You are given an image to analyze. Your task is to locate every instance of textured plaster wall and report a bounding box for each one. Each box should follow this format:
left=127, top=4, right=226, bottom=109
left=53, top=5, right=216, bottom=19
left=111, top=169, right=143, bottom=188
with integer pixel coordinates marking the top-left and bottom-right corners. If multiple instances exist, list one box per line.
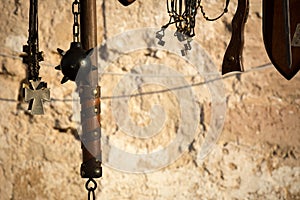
left=0, top=0, right=299, bottom=200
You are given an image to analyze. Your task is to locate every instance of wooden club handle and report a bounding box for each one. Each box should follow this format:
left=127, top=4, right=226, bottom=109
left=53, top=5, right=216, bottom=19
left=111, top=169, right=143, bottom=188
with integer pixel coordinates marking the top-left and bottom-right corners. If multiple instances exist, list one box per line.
left=222, top=0, right=249, bottom=75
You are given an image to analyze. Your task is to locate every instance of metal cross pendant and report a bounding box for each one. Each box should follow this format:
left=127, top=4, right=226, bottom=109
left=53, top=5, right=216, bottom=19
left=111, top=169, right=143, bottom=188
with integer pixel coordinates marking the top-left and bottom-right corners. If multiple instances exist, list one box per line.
left=24, top=80, right=50, bottom=115
left=22, top=0, right=50, bottom=114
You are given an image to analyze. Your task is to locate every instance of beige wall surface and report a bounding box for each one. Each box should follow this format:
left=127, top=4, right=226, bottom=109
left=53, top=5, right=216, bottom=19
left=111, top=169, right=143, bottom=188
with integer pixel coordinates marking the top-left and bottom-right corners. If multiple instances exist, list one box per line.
left=0, top=0, right=299, bottom=199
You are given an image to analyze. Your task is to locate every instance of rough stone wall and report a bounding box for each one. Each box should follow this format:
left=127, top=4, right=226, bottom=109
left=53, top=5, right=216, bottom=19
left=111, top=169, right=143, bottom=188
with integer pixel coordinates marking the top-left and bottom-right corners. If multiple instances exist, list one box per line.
left=0, top=0, right=299, bottom=200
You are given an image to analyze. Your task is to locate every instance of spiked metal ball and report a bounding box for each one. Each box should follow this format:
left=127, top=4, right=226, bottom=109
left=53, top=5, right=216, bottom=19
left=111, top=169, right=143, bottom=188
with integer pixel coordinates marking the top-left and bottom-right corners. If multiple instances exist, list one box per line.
left=56, top=42, right=93, bottom=84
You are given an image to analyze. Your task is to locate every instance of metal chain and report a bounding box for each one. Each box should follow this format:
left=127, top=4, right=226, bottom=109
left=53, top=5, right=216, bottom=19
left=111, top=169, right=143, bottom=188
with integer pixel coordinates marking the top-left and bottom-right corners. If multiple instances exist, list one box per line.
left=32, top=0, right=40, bottom=80
left=164, top=0, right=200, bottom=37
left=24, top=0, right=43, bottom=81
left=163, top=0, right=230, bottom=37
left=199, top=0, right=230, bottom=21
left=72, top=0, right=81, bottom=42
left=85, top=178, right=97, bottom=200
left=35, top=10, right=41, bottom=80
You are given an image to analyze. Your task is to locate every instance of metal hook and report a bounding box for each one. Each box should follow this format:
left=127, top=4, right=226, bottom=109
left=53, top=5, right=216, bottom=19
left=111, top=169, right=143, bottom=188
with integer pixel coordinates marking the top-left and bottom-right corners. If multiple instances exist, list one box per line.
left=85, top=178, right=97, bottom=200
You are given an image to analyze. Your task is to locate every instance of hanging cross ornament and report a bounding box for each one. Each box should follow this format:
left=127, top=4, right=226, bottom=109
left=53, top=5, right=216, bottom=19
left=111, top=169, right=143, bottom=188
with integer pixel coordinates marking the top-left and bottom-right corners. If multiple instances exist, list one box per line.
left=23, top=80, right=50, bottom=115
left=157, top=0, right=230, bottom=56
left=56, top=0, right=94, bottom=84
left=22, top=0, right=50, bottom=115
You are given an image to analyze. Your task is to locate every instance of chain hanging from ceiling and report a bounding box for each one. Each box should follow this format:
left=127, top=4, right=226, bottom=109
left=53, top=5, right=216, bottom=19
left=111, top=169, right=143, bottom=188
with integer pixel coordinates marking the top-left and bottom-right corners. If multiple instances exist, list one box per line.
left=55, top=0, right=94, bottom=84
left=157, top=0, right=230, bottom=55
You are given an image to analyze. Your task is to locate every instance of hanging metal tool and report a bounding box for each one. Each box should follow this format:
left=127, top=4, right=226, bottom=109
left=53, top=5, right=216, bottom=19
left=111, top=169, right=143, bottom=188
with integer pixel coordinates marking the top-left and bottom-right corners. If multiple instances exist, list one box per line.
left=56, top=0, right=94, bottom=84
left=160, top=0, right=230, bottom=36
left=158, top=0, right=230, bottom=56
left=22, top=0, right=50, bottom=115
left=79, top=0, right=102, bottom=199
left=263, top=0, right=300, bottom=80
left=222, top=0, right=249, bottom=75
left=55, top=1, right=101, bottom=199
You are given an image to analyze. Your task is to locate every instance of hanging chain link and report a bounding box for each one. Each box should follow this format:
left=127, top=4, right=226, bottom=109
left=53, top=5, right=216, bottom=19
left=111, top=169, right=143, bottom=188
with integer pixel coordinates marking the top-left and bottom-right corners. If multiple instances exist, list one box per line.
left=72, top=0, right=81, bottom=42
left=163, top=0, right=199, bottom=37
left=85, top=178, right=97, bottom=200
left=199, top=0, right=230, bottom=21
left=31, top=0, right=40, bottom=80
left=22, top=0, right=50, bottom=115
left=162, top=0, right=230, bottom=37
left=23, top=0, right=44, bottom=81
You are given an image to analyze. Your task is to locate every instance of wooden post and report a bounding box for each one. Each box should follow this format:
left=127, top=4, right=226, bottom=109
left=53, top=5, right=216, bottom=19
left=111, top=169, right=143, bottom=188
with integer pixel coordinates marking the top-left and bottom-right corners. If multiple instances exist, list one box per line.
left=80, top=0, right=97, bottom=51
left=79, top=0, right=102, bottom=179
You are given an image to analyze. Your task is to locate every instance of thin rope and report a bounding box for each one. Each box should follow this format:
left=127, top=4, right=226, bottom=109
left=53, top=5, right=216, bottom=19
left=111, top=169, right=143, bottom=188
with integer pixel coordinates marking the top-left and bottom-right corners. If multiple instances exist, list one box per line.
left=0, top=47, right=279, bottom=103
left=0, top=50, right=273, bottom=78
left=0, top=54, right=275, bottom=103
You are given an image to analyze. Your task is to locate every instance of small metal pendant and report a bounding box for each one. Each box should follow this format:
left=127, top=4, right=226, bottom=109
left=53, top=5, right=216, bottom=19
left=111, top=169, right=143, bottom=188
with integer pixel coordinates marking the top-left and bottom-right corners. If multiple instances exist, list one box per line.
left=56, top=42, right=93, bottom=84
left=23, top=79, right=50, bottom=115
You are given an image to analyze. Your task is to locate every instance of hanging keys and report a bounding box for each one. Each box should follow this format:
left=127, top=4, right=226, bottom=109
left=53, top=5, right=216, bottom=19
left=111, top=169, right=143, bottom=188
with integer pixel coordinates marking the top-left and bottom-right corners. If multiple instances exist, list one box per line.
left=56, top=0, right=94, bottom=84
left=22, top=0, right=50, bottom=115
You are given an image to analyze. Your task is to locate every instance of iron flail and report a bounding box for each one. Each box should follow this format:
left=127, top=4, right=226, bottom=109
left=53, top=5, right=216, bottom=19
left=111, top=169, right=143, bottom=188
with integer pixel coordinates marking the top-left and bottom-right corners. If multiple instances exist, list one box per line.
left=55, top=0, right=104, bottom=199
left=56, top=42, right=94, bottom=84
left=22, top=0, right=50, bottom=115
left=75, top=1, right=137, bottom=198
left=56, top=0, right=94, bottom=84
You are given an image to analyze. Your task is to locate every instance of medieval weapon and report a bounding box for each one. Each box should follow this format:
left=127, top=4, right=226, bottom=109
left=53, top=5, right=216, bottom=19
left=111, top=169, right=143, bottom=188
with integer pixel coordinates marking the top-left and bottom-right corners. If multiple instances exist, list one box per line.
left=79, top=1, right=102, bottom=200
left=56, top=0, right=101, bottom=199
left=263, top=0, right=300, bottom=80
left=54, top=0, right=137, bottom=199
left=222, top=0, right=249, bottom=75
left=55, top=0, right=94, bottom=84
left=22, top=0, right=50, bottom=115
